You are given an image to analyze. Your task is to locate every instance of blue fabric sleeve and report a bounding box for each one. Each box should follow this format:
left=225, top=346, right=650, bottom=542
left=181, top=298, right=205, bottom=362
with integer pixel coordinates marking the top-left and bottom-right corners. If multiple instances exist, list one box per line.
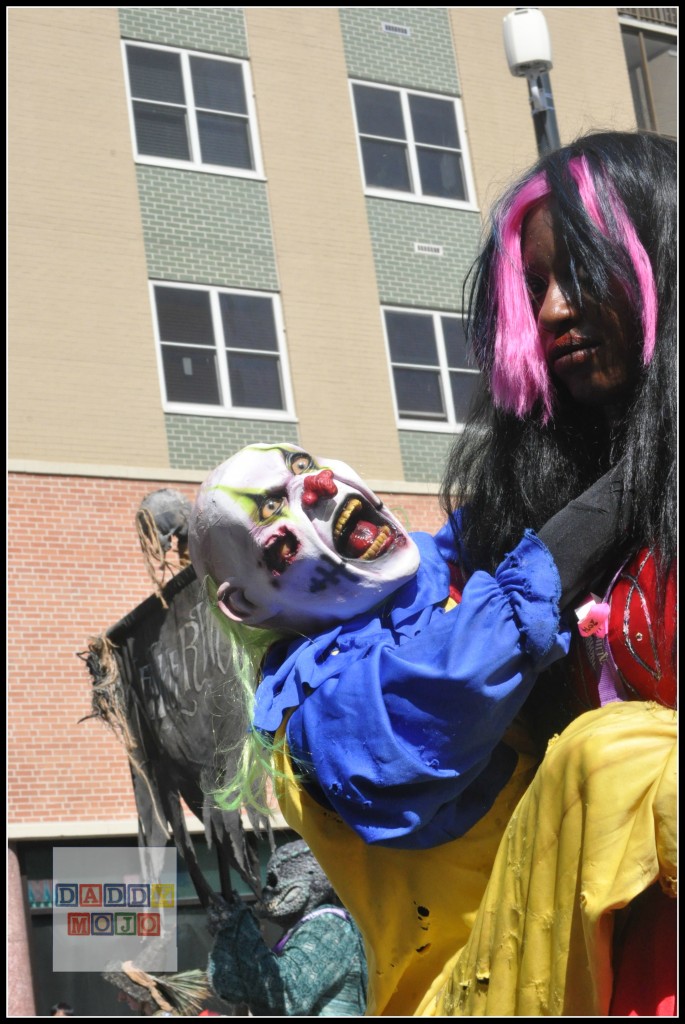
left=285, top=530, right=570, bottom=848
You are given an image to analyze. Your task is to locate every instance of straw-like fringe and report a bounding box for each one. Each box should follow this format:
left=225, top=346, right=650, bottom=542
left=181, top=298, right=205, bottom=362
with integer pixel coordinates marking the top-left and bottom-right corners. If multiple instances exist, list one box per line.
left=122, top=963, right=210, bottom=1016
left=85, top=634, right=169, bottom=839
left=135, top=506, right=191, bottom=608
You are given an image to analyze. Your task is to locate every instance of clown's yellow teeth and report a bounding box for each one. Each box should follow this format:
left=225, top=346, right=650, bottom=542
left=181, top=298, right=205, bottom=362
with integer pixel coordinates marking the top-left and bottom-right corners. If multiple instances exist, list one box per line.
left=360, top=525, right=391, bottom=560
left=333, top=497, right=362, bottom=540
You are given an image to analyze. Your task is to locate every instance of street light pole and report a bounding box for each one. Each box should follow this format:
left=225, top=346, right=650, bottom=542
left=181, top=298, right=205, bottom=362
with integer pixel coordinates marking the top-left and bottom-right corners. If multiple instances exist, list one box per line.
left=526, top=70, right=561, bottom=156
left=503, top=8, right=561, bottom=157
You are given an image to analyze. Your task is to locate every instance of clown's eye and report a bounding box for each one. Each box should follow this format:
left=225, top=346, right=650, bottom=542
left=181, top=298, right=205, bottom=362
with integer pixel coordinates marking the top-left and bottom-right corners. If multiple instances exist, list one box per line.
left=259, top=496, right=286, bottom=520
left=289, top=453, right=314, bottom=475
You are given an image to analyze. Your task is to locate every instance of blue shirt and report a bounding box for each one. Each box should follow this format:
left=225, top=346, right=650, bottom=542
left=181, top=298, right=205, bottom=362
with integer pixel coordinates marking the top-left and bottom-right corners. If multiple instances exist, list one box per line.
left=253, top=522, right=570, bottom=849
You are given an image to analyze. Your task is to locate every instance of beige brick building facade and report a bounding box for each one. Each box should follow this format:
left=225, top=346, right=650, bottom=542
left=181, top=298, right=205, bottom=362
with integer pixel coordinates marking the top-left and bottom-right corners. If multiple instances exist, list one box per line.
left=8, top=6, right=675, bottom=1015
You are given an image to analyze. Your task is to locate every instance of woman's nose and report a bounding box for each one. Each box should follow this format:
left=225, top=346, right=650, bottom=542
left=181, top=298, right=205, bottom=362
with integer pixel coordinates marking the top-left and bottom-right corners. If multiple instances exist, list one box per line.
left=537, top=277, right=577, bottom=333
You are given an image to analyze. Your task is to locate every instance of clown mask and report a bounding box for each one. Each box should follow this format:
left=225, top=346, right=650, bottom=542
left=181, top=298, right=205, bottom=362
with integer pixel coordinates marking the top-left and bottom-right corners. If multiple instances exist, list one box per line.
left=189, top=443, right=420, bottom=633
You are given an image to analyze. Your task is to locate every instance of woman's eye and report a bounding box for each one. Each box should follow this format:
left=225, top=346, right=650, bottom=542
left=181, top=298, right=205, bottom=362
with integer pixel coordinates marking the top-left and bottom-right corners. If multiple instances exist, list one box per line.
left=260, top=496, right=286, bottom=520
left=290, top=454, right=314, bottom=475
left=576, top=263, right=596, bottom=295
left=525, top=274, right=547, bottom=303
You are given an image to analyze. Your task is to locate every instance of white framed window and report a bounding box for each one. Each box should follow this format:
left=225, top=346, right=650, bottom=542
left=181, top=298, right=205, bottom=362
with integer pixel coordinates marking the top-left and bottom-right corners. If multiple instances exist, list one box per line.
left=122, top=41, right=264, bottom=176
left=618, top=16, right=677, bottom=138
left=350, top=81, right=476, bottom=209
left=150, top=281, right=295, bottom=419
left=383, top=307, right=480, bottom=430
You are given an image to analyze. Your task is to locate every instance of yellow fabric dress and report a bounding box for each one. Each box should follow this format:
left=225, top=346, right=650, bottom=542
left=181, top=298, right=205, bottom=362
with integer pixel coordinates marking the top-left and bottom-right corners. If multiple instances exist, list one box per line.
left=276, top=701, right=676, bottom=1017
left=420, top=701, right=677, bottom=1016
left=274, top=722, right=539, bottom=1017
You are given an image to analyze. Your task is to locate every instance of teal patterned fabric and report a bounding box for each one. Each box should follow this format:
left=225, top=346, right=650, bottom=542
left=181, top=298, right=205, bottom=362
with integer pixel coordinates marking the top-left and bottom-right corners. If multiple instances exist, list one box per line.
left=209, top=901, right=367, bottom=1016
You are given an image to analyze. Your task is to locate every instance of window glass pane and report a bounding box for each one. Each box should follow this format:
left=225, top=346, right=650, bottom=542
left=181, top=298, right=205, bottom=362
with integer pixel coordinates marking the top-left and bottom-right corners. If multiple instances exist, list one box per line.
left=133, top=102, right=190, bottom=160
left=393, top=368, right=445, bottom=419
left=190, top=56, right=248, bottom=114
left=621, top=28, right=677, bottom=137
left=417, top=148, right=466, bottom=200
left=197, top=112, right=253, bottom=169
left=450, top=371, right=479, bottom=423
left=155, top=287, right=214, bottom=345
left=227, top=353, right=284, bottom=409
left=385, top=312, right=438, bottom=365
left=220, top=295, right=278, bottom=351
left=644, top=32, right=677, bottom=137
left=162, top=345, right=220, bottom=405
left=127, top=46, right=185, bottom=105
left=361, top=139, right=411, bottom=192
left=442, top=317, right=472, bottom=369
left=621, top=29, right=649, bottom=130
left=409, top=94, right=459, bottom=148
left=353, top=84, right=406, bottom=139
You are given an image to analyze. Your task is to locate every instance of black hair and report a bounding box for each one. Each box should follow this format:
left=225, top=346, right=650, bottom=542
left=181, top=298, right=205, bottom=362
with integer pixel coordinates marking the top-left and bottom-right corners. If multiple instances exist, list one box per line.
left=50, top=1003, right=75, bottom=1016
left=441, top=131, right=676, bottom=591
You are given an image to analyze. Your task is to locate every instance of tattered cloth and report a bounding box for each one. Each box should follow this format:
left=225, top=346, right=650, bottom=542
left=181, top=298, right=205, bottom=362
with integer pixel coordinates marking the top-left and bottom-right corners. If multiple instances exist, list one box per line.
left=82, top=565, right=265, bottom=900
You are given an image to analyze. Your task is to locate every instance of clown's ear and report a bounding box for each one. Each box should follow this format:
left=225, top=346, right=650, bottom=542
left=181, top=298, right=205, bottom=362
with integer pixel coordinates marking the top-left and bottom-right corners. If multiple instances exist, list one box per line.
left=216, top=581, right=257, bottom=623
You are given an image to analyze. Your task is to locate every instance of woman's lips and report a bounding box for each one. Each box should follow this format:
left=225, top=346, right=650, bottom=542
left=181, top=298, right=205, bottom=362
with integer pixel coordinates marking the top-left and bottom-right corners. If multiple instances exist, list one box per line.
left=547, top=335, right=599, bottom=373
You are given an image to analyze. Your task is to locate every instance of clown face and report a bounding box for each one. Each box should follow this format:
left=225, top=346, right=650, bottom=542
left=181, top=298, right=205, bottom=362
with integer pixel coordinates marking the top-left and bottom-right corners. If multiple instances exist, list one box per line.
left=189, top=443, right=420, bottom=633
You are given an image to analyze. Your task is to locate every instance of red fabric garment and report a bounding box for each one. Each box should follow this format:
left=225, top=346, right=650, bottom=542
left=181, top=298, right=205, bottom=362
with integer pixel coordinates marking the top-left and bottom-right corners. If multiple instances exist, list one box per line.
left=607, top=549, right=677, bottom=707
left=447, top=561, right=465, bottom=604
left=609, top=885, right=677, bottom=1016
left=566, top=549, right=677, bottom=713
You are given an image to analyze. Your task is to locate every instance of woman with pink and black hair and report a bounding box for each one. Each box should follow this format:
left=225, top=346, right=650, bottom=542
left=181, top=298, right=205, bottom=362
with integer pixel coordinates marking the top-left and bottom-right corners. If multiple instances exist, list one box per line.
left=436, top=131, right=676, bottom=1015
left=442, top=130, right=674, bottom=624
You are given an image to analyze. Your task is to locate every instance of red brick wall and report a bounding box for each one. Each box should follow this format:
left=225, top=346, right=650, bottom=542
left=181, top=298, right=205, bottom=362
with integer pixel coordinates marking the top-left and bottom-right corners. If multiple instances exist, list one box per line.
left=8, top=472, right=445, bottom=827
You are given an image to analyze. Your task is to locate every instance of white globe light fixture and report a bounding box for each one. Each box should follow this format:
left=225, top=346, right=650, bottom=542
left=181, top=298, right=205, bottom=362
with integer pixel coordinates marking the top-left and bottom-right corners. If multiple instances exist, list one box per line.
left=503, top=7, right=561, bottom=155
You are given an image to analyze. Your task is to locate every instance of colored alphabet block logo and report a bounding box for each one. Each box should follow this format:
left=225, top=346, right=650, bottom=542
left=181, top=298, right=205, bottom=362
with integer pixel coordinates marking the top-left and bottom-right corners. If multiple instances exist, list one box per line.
left=79, top=883, right=102, bottom=907
left=55, top=884, right=79, bottom=907
left=115, top=912, right=137, bottom=936
left=91, top=913, right=114, bottom=936
left=67, top=913, right=91, bottom=936
left=104, top=884, right=127, bottom=907
left=53, top=847, right=177, bottom=973
left=151, top=883, right=175, bottom=908
left=138, top=913, right=161, bottom=937
left=127, top=883, right=150, bottom=907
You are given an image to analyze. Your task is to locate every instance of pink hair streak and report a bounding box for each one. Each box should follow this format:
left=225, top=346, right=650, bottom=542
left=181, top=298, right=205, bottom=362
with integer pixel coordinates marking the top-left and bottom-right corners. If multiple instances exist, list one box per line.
left=491, top=156, right=657, bottom=420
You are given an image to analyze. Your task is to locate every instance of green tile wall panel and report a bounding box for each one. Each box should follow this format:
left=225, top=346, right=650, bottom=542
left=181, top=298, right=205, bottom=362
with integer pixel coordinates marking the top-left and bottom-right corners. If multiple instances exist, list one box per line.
left=136, top=166, right=278, bottom=290
left=119, top=7, right=248, bottom=57
left=339, top=7, right=460, bottom=95
left=166, top=415, right=300, bottom=471
left=399, top=429, right=455, bottom=484
left=367, top=198, right=481, bottom=311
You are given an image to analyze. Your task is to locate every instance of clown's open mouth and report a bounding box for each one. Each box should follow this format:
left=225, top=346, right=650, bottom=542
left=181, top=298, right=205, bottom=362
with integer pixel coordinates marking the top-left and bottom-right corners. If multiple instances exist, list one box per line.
left=262, top=497, right=398, bottom=576
left=264, top=528, right=300, bottom=576
left=333, top=496, right=395, bottom=560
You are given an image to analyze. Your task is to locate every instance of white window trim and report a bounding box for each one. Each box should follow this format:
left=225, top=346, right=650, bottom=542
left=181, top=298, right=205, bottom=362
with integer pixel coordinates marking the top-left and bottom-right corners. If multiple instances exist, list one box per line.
left=149, top=280, right=297, bottom=421
left=617, top=16, right=677, bottom=37
left=121, top=40, right=266, bottom=180
left=350, top=80, right=478, bottom=212
left=382, top=305, right=479, bottom=432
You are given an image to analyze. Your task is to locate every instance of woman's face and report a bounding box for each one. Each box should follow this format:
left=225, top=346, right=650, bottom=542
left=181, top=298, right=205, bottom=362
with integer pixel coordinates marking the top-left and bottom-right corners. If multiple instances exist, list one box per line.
left=522, top=199, right=642, bottom=410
